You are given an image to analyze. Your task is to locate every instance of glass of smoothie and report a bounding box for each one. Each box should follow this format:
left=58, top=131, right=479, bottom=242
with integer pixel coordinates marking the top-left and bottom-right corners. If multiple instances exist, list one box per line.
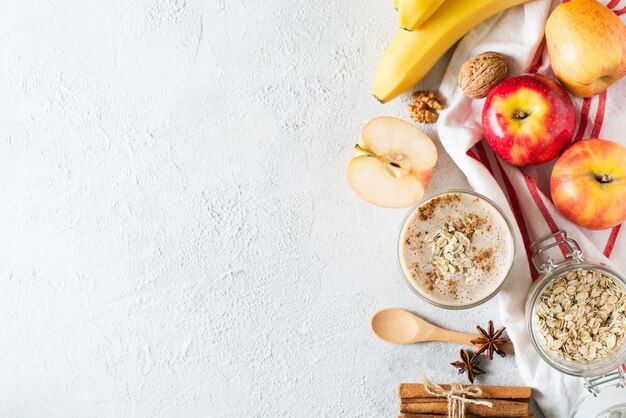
left=397, top=190, right=515, bottom=309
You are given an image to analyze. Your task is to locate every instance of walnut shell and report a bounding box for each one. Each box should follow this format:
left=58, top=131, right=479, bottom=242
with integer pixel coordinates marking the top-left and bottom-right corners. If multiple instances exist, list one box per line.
left=458, top=52, right=508, bottom=99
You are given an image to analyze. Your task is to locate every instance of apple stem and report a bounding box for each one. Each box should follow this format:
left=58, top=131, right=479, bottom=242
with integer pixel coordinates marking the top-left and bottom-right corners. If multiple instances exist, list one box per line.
left=597, top=173, right=613, bottom=184
left=355, top=144, right=375, bottom=157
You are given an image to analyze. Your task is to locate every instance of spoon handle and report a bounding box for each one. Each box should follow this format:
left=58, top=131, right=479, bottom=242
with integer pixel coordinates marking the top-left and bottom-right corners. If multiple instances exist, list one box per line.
left=427, top=329, right=515, bottom=354
left=500, top=342, right=515, bottom=355
left=427, top=328, right=477, bottom=346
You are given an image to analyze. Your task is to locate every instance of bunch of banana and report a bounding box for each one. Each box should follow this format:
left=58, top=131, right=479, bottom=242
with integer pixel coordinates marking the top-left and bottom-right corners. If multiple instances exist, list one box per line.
left=398, top=0, right=446, bottom=31
left=376, top=0, right=533, bottom=103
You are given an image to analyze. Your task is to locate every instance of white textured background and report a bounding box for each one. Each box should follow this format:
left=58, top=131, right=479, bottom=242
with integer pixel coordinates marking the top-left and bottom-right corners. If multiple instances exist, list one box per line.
left=0, top=1, right=542, bottom=417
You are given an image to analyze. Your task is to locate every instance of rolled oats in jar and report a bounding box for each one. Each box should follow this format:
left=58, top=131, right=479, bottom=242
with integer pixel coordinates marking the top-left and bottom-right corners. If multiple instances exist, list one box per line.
left=526, top=230, right=626, bottom=378
left=534, top=269, right=626, bottom=363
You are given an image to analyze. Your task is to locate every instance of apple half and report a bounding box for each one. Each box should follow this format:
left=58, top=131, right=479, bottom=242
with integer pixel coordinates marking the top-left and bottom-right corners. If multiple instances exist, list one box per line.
left=346, top=117, right=437, bottom=208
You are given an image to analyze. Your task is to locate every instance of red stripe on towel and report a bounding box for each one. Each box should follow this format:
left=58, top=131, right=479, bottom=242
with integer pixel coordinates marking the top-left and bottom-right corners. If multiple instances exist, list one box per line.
left=466, top=148, right=480, bottom=162
left=604, top=225, right=622, bottom=258
left=528, top=44, right=544, bottom=73
left=607, top=0, right=621, bottom=9
left=494, top=160, right=538, bottom=279
left=573, top=98, right=592, bottom=142
left=475, top=141, right=495, bottom=176
left=523, top=173, right=558, bottom=233
left=590, top=91, right=607, bottom=138
left=615, top=5, right=626, bottom=15
left=522, top=172, right=569, bottom=257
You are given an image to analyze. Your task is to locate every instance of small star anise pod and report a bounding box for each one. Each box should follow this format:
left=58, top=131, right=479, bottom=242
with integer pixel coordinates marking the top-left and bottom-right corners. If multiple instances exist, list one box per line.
left=471, top=320, right=510, bottom=360
left=450, top=349, right=485, bottom=384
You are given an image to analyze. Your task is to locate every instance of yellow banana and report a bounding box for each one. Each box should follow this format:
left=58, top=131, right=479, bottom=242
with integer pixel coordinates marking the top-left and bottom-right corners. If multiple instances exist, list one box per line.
left=392, top=0, right=398, bottom=10
left=374, top=0, right=533, bottom=103
left=398, top=0, right=446, bottom=31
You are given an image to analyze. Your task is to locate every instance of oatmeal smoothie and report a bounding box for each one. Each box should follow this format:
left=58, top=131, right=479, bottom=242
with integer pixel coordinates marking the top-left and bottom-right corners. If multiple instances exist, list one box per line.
left=399, top=191, right=514, bottom=307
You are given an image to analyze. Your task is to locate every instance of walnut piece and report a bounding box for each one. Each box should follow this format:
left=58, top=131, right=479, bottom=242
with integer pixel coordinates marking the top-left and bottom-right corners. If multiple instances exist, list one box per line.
left=458, top=52, right=508, bottom=99
left=411, top=90, right=445, bottom=110
left=407, top=90, right=445, bottom=124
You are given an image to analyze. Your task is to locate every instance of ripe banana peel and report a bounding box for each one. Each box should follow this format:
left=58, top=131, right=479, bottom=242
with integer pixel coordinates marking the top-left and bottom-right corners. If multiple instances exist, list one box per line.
left=374, top=0, right=533, bottom=103
left=398, top=0, right=446, bottom=31
left=392, top=0, right=398, bottom=10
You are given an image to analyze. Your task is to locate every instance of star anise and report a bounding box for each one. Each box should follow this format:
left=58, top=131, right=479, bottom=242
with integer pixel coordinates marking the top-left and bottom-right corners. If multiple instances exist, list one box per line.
left=450, top=349, right=485, bottom=384
left=471, top=320, right=510, bottom=360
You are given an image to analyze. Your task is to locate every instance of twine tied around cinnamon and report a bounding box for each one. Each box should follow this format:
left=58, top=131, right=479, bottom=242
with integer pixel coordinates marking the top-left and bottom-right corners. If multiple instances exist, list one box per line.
left=419, top=373, right=493, bottom=418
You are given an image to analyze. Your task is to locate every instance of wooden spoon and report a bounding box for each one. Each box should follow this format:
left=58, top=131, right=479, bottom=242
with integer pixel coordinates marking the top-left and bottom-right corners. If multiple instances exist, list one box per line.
left=370, top=308, right=514, bottom=354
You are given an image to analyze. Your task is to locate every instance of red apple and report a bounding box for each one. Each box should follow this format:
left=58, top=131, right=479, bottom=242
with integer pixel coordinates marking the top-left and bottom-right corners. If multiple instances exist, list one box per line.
left=546, top=0, right=626, bottom=98
left=551, top=139, right=626, bottom=230
left=482, top=74, right=576, bottom=166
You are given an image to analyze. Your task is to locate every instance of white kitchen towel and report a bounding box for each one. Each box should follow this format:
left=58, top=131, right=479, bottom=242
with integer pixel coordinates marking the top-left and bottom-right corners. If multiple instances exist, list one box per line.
left=436, top=0, right=626, bottom=416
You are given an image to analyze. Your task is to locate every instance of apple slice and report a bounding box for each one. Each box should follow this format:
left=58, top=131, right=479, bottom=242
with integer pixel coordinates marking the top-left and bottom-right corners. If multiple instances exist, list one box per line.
left=346, top=117, right=437, bottom=208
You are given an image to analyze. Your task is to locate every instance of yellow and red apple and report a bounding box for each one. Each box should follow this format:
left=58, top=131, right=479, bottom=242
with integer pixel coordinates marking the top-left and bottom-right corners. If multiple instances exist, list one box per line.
left=546, top=0, right=626, bottom=98
left=482, top=74, right=576, bottom=166
left=346, top=117, right=437, bottom=208
left=551, top=139, right=626, bottom=230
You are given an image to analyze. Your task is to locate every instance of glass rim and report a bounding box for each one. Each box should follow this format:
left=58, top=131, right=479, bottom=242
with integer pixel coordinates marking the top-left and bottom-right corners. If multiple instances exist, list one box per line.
left=396, top=189, right=516, bottom=310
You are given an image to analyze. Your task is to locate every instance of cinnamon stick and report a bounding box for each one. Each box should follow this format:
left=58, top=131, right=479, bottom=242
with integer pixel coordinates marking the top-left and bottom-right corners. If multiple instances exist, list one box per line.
left=399, top=384, right=531, bottom=400
left=399, top=397, right=530, bottom=405
left=400, top=399, right=529, bottom=417
left=398, top=414, right=534, bottom=418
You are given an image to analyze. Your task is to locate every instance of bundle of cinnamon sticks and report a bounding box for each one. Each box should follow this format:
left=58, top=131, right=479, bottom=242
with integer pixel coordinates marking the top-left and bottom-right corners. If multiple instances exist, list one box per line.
left=398, top=383, right=533, bottom=418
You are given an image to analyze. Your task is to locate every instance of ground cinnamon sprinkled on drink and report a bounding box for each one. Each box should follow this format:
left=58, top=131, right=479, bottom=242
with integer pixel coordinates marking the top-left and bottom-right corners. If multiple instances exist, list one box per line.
left=420, top=270, right=462, bottom=295
left=418, top=194, right=461, bottom=221
left=474, top=247, right=495, bottom=273
left=424, top=271, right=442, bottom=291
left=446, top=278, right=458, bottom=296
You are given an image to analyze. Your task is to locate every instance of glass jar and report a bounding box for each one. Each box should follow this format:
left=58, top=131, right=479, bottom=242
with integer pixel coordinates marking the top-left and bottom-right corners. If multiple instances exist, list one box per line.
left=525, top=230, right=626, bottom=417
left=569, top=366, right=626, bottom=418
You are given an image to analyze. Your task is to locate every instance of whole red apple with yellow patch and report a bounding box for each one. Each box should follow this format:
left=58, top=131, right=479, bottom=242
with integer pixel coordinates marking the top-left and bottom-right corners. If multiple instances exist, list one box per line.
left=546, top=0, right=626, bottom=98
left=482, top=74, right=576, bottom=166
left=551, top=139, right=626, bottom=230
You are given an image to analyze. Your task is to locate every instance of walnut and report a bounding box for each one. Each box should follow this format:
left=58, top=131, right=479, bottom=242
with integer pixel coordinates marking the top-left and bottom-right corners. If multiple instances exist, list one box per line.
left=407, top=90, right=445, bottom=124
left=407, top=102, right=437, bottom=123
left=411, top=90, right=445, bottom=110
left=458, top=52, right=508, bottom=99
